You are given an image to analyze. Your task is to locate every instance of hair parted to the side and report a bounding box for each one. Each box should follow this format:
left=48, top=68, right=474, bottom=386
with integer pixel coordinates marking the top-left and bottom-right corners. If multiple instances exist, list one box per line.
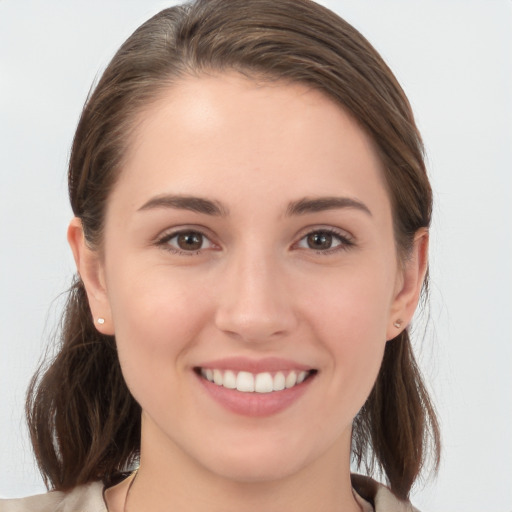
left=26, top=0, right=440, bottom=500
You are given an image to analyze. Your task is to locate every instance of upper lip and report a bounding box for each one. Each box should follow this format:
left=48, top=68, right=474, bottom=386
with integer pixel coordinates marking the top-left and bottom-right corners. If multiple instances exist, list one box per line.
left=195, top=356, right=315, bottom=374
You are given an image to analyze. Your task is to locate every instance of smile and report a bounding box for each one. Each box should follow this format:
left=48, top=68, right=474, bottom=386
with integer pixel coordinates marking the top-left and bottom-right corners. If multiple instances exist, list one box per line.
left=198, top=368, right=315, bottom=393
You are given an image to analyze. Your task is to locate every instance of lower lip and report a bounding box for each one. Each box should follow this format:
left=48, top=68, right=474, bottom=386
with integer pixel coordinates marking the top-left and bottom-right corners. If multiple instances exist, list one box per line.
left=196, top=373, right=315, bottom=417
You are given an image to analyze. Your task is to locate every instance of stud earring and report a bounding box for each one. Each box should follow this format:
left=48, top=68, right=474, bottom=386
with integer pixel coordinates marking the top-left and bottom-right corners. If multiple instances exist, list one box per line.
left=393, top=319, right=403, bottom=328
left=97, top=318, right=105, bottom=325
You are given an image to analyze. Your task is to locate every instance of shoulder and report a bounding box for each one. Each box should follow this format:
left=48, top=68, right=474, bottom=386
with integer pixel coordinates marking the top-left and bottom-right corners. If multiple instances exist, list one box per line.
left=2, top=476, right=419, bottom=512
left=0, top=482, right=106, bottom=512
left=352, top=474, right=420, bottom=512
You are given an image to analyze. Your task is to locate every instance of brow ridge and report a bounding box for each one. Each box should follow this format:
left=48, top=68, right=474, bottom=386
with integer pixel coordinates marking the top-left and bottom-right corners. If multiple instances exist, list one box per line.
left=138, top=194, right=228, bottom=216
left=286, top=196, right=372, bottom=216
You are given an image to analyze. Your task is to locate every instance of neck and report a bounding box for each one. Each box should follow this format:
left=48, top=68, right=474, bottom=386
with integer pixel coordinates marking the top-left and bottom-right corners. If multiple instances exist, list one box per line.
left=124, top=418, right=361, bottom=512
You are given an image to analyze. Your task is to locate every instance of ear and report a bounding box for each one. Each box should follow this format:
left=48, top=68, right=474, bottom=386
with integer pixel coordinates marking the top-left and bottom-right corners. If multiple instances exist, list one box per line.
left=67, top=217, right=114, bottom=335
left=386, top=228, right=429, bottom=340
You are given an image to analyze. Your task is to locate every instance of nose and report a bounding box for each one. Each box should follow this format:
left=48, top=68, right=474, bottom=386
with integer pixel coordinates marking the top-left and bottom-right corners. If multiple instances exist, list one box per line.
left=214, top=247, right=298, bottom=343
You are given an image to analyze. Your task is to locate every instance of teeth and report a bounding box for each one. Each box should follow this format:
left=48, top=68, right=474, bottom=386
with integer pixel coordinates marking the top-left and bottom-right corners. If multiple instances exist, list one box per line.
left=223, top=370, right=237, bottom=389
left=255, top=372, right=273, bottom=393
left=274, top=371, right=286, bottom=391
left=236, top=371, right=255, bottom=392
left=297, top=371, right=308, bottom=384
left=213, top=369, right=223, bottom=386
left=200, top=368, right=311, bottom=393
left=285, top=371, right=297, bottom=388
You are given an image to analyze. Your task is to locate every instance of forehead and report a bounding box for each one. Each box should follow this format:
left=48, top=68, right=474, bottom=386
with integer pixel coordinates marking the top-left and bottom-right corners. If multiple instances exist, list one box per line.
left=111, top=72, right=390, bottom=218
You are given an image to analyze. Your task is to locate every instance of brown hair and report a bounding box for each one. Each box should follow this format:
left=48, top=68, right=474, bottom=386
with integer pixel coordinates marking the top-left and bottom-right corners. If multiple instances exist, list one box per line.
left=26, top=0, right=440, bottom=500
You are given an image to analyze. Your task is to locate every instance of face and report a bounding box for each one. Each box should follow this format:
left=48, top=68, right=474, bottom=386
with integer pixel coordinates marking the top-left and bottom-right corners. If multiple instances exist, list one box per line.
left=74, top=73, right=418, bottom=484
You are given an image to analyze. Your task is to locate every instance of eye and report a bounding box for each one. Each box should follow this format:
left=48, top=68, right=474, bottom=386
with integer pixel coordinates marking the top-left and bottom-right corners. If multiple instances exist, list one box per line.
left=296, top=229, right=353, bottom=253
left=158, top=230, right=214, bottom=254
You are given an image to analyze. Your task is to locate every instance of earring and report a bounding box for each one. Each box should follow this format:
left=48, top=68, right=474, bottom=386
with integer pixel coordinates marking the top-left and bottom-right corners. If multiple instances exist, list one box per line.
left=393, top=319, right=403, bottom=328
left=97, top=318, right=105, bottom=325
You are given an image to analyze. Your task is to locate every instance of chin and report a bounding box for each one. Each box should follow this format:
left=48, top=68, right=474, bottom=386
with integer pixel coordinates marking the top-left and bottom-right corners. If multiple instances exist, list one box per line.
left=193, top=432, right=322, bottom=484
left=204, top=453, right=304, bottom=484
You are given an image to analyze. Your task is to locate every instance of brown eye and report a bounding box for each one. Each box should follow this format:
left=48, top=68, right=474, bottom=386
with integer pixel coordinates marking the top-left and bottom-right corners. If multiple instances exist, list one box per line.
left=306, top=232, right=334, bottom=250
left=296, top=229, right=353, bottom=253
left=160, top=230, right=214, bottom=253
left=176, top=232, right=203, bottom=251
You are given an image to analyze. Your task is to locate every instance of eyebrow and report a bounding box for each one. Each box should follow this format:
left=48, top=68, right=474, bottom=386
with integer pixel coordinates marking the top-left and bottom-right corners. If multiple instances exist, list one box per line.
left=138, top=194, right=228, bottom=216
left=137, top=194, right=371, bottom=217
left=286, top=196, right=372, bottom=217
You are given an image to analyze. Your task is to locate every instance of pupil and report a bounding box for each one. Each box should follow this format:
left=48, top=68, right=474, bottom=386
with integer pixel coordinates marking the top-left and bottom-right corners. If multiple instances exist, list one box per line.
left=178, top=232, right=202, bottom=250
left=308, top=232, right=332, bottom=250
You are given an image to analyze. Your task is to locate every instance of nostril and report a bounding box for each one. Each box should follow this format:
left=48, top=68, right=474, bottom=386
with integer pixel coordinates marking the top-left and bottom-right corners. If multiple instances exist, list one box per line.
left=214, top=309, right=298, bottom=343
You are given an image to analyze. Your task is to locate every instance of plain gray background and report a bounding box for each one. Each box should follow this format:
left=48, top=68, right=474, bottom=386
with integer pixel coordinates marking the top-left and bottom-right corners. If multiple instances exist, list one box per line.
left=1, top=1, right=511, bottom=510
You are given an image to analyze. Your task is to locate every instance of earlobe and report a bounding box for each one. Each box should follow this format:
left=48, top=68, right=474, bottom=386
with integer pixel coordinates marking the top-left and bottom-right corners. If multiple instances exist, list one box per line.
left=386, top=229, right=429, bottom=340
left=67, top=218, right=114, bottom=335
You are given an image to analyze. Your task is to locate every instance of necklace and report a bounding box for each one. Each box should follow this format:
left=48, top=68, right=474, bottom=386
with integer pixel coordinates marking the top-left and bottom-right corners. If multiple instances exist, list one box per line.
left=123, top=469, right=138, bottom=512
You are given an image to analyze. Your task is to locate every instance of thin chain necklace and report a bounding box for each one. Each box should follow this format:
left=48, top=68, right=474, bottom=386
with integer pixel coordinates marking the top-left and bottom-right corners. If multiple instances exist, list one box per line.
left=123, top=469, right=138, bottom=512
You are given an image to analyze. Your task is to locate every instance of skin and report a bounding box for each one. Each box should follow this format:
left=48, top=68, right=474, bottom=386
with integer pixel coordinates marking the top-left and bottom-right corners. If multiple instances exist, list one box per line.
left=69, top=73, right=428, bottom=512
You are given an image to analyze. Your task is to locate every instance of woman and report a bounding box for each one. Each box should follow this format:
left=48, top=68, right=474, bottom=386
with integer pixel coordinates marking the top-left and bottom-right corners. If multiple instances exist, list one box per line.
left=1, top=0, right=440, bottom=510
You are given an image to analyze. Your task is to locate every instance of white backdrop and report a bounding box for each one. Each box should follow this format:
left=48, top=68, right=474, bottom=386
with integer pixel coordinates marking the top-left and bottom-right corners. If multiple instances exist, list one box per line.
left=1, top=1, right=511, bottom=510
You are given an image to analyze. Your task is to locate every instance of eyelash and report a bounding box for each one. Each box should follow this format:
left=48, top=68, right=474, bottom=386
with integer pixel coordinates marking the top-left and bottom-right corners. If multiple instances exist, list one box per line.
left=155, top=227, right=354, bottom=256
left=295, top=228, right=354, bottom=255
left=156, top=229, right=216, bottom=256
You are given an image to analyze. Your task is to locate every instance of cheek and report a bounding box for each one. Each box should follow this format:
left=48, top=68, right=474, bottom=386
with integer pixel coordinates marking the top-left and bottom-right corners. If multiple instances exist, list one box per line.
left=301, top=263, right=393, bottom=406
left=108, top=257, right=209, bottom=338
left=303, top=258, right=394, bottom=343
left=105, top=263, right=210, bottom=397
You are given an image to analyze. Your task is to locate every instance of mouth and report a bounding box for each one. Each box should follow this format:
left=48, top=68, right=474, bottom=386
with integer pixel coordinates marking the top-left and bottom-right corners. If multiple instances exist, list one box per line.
left=195, top=367, right=317, bottom=393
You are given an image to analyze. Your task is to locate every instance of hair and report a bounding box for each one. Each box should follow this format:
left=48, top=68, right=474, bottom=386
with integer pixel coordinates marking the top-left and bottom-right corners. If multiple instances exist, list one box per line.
left=26, top=0, right=440, bottom=500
